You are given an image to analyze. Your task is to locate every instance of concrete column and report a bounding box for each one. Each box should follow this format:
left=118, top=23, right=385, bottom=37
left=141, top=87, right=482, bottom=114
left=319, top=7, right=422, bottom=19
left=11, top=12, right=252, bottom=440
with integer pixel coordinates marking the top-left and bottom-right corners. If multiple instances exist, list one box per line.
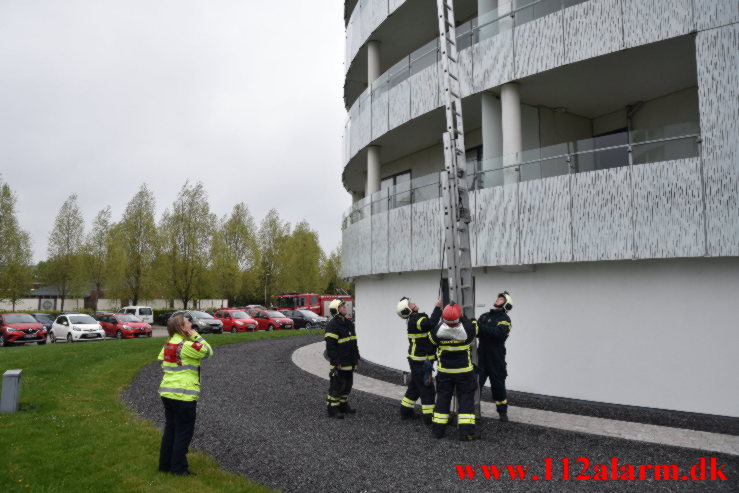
left=501, top=82, right=522, bottom=184
left=481, top=92, right=503, bottom=167
left=366, top=41, right=381, bottom=196
left=367, top=40, right=381, bottom=84
left=366, top=146, right=381, bottom=196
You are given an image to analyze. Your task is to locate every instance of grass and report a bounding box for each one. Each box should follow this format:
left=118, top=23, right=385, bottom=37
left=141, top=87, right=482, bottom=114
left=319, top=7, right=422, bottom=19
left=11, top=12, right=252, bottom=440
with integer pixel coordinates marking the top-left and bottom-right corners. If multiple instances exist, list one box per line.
left=0, top=330, right=307, bottom=492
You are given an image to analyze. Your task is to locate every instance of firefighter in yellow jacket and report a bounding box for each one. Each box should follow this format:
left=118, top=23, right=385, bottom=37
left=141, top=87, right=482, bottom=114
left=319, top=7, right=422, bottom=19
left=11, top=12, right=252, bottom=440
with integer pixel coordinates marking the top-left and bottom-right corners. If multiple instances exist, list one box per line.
left=157, top=314, right=213, bottom=475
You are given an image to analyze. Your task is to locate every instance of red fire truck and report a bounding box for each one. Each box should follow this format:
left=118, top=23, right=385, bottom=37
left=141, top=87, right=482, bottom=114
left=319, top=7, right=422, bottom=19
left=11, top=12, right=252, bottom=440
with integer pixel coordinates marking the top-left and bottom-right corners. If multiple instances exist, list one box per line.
left=275, top=292, right=354, bottom=318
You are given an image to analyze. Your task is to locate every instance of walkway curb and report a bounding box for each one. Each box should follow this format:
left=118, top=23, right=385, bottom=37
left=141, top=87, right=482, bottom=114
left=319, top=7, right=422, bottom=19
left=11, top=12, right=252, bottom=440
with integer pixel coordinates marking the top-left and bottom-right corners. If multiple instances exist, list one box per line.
left=292, top=342, right=739, bottom=456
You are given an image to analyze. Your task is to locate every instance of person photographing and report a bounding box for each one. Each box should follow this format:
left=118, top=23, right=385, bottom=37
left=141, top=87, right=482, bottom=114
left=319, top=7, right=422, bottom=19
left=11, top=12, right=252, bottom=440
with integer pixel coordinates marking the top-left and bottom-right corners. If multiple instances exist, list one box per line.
left=158, top=314, right=213, bottom=475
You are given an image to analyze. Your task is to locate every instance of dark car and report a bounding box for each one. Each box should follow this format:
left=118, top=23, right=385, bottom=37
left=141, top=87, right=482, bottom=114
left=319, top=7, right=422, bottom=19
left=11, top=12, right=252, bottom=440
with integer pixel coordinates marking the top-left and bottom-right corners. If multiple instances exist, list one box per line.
left=1, top=313, right=47, bottom=346
left=171, top=310, right=223, bottom=334
left=281, top=309, right=328, bottom=330
left=157, top=311, right=175, bottom=326
left=31, top=313, right=55, bottom=331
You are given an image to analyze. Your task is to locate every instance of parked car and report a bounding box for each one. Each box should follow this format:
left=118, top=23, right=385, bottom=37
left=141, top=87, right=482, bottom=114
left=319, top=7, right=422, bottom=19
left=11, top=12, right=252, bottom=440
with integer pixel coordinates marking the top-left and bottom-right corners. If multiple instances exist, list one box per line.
left=98, top=313, right=153, bottom=339
left=244, top=304, right=266, bottom=310
left=94, top=311, right=114, bottom=320
left=118, top=306, right=154, bottom=325
left=31, top=313, right=55, bottom=331
left=170, top=310, right=223, bottom=334
left=246, top=309, right=294, bottom=331
left=49, top=313, right=105, bottom=343
left=281, top=309, right=328, bottom=330
left=214, top=309, right=258, bottom=333
left=157, top=311, right=175, bottom=326
left=0, top=313, right=48, bottom=347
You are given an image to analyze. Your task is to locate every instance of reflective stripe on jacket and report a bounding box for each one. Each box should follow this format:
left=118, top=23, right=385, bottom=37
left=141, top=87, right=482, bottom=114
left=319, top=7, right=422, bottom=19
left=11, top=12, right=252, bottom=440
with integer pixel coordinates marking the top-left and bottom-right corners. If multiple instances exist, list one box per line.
left=157, top=332, right=213, bottom=401
left=406, top=307, right=442, bottom=361
left=428, top=318, right=478, bottom=374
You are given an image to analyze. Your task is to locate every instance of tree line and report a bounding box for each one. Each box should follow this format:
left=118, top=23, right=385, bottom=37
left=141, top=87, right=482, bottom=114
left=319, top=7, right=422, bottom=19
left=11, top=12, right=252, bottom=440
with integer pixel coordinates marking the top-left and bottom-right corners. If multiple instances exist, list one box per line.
left=0, top=178, right=351, bottom=311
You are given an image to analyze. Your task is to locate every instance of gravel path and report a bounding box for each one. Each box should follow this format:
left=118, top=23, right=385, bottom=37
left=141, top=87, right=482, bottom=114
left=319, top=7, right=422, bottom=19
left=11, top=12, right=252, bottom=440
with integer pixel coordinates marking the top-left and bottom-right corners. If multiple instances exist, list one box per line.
left=123, top=336, right=738, bottom=492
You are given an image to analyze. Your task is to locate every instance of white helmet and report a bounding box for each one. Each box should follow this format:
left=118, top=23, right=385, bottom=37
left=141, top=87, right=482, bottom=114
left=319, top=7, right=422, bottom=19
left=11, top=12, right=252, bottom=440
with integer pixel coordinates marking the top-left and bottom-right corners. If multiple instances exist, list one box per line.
left=494, top=291, right=513, bottom=312
left=396, top=297, right=412, bottom=319
left=329, top=298, right=345, bottom=316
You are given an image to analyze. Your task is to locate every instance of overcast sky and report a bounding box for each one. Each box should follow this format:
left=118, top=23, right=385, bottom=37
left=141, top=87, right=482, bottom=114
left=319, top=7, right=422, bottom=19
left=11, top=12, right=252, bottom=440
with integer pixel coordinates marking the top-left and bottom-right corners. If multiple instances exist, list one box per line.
left=0, top=0, right=349, bottom=262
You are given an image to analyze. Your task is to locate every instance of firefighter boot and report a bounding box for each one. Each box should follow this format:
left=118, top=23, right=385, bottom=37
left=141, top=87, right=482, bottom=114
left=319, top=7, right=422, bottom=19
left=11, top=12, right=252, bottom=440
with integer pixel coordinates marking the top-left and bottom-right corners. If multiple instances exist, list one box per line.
left=327, top=405, right=345, bottom=419
left=400, top=406, right=418, bottom=420
left=423, top=414, right=433, bottom=426
left=339, top=402, right=356, bottom=415
left=498, top=413, right=508, bottom=422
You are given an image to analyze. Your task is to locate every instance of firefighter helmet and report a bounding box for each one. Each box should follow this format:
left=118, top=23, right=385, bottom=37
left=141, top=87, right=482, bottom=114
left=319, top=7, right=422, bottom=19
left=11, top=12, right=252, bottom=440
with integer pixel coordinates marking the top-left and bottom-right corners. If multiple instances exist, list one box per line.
left=396, top=297, right=412, bottom=319
left=328, top=298, right=345, bottom=316
left=442, top=303, right=462, bottom=326
left=495, top=291, right=513, bottom=312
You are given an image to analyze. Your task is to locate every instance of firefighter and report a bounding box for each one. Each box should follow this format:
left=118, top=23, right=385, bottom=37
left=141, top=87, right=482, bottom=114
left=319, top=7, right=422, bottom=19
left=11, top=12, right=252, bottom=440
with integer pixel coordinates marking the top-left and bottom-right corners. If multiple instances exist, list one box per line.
left=325, top=298, right=360, bottom=418
left=158, top=314, right=213, bottom=475
left=477, top=291, right=513, bottom=422
left=428, top=303, right=479, bottom=441
left=396, top=297, right=442, bottom=424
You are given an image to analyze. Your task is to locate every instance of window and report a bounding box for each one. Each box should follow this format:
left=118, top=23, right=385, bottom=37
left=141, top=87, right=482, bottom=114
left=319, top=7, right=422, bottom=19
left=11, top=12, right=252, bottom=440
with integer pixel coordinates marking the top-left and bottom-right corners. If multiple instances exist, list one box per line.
left=299, top=297, right=306, bottom=306
left=310, top=295, right=318, bottom=305
left=381, top=171, right=411, bottom=209
left=125, top=309, right=135, bottom=314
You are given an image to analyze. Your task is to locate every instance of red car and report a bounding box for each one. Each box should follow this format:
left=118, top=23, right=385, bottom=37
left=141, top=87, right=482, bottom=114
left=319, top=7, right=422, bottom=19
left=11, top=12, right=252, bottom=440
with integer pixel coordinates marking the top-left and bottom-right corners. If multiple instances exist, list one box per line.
left=214, top=309, right=258, bottom=333
left=0, top=313, right=47, bottom=346
left=246, top=309, right=294, bottom=331
left=98, top=313, right=152, bottom=339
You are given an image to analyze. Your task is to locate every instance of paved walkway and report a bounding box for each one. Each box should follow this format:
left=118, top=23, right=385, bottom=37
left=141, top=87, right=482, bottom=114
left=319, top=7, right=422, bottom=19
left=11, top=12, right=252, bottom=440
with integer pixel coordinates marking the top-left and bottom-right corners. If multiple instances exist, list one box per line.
left=293, top=342, right=739, bottom=457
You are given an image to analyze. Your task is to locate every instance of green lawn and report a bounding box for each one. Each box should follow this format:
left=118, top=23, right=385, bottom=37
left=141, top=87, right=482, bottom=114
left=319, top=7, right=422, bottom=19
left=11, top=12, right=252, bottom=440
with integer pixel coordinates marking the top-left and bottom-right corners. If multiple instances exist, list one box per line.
left=0, top=330, right=306, bottom=492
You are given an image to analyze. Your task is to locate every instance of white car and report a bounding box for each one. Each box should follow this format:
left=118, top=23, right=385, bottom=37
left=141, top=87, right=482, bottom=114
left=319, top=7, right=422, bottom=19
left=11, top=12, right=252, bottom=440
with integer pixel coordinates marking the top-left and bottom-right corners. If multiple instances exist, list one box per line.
left=49, top=313, right=106, bottom=343
left=118, top=306, right=154, bottom=325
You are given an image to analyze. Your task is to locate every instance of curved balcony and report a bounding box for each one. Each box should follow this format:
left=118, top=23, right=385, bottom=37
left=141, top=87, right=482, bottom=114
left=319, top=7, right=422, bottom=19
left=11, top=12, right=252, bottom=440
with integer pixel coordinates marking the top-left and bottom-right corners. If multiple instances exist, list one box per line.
left=342, top=0, right=726, bottom=181
left=341, top=123, right=713, bottom=277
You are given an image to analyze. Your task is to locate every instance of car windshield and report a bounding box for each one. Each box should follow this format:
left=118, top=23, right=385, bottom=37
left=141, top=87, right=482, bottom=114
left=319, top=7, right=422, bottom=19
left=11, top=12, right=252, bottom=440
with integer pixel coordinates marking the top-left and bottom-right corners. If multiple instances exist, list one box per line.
left=5, top=314, right=37, bottom=324
left=34, top=314, right=54, bottom=322
left=297, top=310, right=319, bottom=319
left=230, top=311, right=249, bottom=319
left=69, top=315, right=97, bottom=325
left=267, top=311, right=286, bottom=318
left=192, top=311, right=214, bottom=319
left=117, top=314, right=142, bottom=322
left=139, top=308, right=152, bottom=315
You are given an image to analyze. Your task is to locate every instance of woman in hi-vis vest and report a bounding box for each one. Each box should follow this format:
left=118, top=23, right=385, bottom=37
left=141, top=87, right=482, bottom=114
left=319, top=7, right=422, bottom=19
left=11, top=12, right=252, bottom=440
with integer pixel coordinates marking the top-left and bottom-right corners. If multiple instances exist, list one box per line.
left=157, top=314, right=213, bottom=475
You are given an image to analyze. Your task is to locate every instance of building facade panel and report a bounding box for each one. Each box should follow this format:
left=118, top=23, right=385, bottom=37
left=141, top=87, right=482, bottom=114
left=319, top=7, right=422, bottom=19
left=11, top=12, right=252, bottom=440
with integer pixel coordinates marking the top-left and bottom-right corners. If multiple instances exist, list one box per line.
left=409, top=62, right=440, bottom=119
left=356, top=93, right=373, bottom=154
left=632, top=158, right=706, bottom=259
left=563, top=0, right=624, bottom=65
left=473, top=31, right=514, bottom=93
left=388, top=205, right=412, bottom=272
left=388, top=79, right=411, bottom=130
left=475, top=184, right=520, bottom=267
left=411, top=199, right=443, bottom=271
left=572, top=167, right=633, bottom=261
left=458, top=46, right=475, bottom=98
left=519, top=175, right=573, bottom=264
left=347, top=6, right=363, bottom=71
left=621, top=0, right=694, bottom=49
left=694, top=0, right=739, bottom=31
left=697, top=24, right=739, bottom=256
left=352, top=217, right=374, bottom=276
left=371, top=208, right=389, bottom=274
left=349, top=99, right=362, bottom=158
left=364, top=0, right=388, bottom=37
left=389, top=0, right=405, bottom=14
left=371, top=87, right=389, bottom=139
left=514, top=11, right=565, bottom=79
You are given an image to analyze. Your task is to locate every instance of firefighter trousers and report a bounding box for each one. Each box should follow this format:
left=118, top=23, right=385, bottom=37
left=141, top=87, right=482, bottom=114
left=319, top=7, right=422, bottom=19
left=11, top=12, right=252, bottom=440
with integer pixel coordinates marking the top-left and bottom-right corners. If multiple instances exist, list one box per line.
left=400, top=359, right=435, bottom=418
left=478, top=362, right=508, bottom=414
left=327, top=369, right=354, bottom=412
left=432, top=371, right=477, bottom=437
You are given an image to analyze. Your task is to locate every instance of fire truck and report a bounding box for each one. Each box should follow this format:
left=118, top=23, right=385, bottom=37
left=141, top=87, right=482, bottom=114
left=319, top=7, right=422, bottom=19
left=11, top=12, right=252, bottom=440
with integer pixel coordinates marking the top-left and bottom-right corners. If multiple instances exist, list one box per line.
left=275, top=292, right=353, bottom=318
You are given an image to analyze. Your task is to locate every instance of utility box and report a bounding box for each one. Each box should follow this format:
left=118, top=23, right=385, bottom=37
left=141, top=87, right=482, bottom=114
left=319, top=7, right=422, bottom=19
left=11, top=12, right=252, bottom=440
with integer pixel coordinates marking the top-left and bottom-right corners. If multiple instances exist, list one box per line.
left=0, top=369, right=23, bottom=413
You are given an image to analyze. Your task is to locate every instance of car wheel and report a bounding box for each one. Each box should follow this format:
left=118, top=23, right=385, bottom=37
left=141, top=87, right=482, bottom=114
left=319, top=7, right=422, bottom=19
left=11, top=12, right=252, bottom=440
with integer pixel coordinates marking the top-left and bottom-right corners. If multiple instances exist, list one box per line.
left=0, top=334, right=6, bottom=347
left=50, top=331, right=56, bottom=343
left=116, top=330, right=122, bottom=340
left=67, top=333, right=73, bottom=343
left=231, top=327, right=237, bottom=334
left=304, top=322, right=313, bottom=330
left=37, top=340, right=47, bottom=345
left=268, top=325, right=274, bottom=332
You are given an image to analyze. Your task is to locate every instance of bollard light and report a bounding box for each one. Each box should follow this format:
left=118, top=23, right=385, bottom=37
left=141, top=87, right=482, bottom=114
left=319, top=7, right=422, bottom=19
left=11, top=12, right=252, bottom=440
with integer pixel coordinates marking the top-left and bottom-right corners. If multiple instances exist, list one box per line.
left=0, top=369, right=23, bottom=413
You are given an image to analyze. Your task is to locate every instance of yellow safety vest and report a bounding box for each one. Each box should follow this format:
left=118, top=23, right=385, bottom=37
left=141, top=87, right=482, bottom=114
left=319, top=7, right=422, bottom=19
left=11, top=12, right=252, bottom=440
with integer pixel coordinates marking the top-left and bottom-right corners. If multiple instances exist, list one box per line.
left=157, top=332, right=213, bottom=401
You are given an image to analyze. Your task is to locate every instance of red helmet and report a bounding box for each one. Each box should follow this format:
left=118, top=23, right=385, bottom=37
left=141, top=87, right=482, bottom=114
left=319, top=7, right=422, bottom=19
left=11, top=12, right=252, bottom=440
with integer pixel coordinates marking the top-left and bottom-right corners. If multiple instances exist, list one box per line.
left=442, top=303, right=462, bottom=326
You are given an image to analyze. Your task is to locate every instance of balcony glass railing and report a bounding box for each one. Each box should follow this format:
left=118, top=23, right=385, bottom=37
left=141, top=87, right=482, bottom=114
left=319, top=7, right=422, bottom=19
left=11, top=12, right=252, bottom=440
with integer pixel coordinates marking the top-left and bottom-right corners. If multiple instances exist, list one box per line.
left=342, top=122, right=701, bottom=228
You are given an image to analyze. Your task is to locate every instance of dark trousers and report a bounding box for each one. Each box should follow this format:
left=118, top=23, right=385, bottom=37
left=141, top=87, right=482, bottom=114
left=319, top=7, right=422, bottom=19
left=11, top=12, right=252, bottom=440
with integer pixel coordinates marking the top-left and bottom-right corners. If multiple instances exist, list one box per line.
left=478, top=362, right=508, bottom=414
left=401, top=359, right=435, bottom=417
left=159, top=397, right=197, bottom=474
left=432, top=371, right=477, bottom=437
left=327, top=369, right=354, bottom=411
